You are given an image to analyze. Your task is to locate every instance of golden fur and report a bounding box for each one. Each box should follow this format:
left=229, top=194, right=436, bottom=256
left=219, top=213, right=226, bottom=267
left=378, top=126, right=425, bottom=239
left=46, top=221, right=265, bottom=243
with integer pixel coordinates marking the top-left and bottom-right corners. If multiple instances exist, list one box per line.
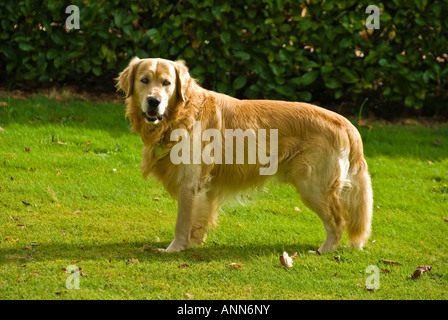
left=116, top=57, right=373, bottom=253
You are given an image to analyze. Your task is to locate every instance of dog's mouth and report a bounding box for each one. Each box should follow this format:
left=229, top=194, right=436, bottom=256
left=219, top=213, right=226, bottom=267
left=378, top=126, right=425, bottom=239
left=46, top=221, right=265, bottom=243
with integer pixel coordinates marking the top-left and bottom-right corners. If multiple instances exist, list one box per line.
left=142, top=111, right=164, bottom=122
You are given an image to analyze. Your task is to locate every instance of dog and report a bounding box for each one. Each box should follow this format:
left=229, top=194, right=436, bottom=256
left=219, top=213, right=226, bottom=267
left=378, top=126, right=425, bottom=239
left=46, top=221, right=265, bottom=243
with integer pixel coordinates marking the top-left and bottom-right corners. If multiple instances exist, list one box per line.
left=116, top=57, right=373, bottom=253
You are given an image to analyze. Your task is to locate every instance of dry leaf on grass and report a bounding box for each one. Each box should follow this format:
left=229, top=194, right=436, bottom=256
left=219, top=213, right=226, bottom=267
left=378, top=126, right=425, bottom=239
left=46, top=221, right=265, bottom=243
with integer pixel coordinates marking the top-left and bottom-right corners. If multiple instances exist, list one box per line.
left=178, top=264, right=189, bottom=268
left=127, top=258, right=139, bottom=264
left=279, top=252, right=293, bottom=268
left=380, top=259, right=402, bottom=266
left=411, top=265, right=432, bottom=279
left=229, top=263, right=242, bottom=268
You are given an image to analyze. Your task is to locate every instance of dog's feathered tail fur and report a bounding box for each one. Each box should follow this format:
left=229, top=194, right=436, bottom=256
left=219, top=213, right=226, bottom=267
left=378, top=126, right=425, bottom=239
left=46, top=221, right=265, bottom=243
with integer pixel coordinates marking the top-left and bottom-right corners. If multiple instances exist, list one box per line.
left=342, top=126, right=373, bottom=249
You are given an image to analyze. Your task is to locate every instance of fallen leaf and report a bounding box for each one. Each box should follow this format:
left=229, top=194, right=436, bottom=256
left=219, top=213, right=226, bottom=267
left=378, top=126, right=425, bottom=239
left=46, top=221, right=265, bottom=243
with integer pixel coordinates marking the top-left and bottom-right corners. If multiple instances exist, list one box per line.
left=433, top=140, right=442, bottom=146
left=127, top=258, right=139, bottom=264
left=25, top=146, right=30, bottom=152
left=381, top=269, right=391, bottom=273
left=279, top=252, right=293, bottom=268
left=55, top=291, right=68, bottom=295
left=412, top=265, right=432, bottom=279
left=380, top=259, right=402, bottom=266
left=444, top=218, right=448, bottom=223
left=178, top=264, right=189, bottom=268
left=73, top=210, right=80, bottom=214
left=294, top=206, right=301, bottom=212
left=153, top=197, right=160, bottom=201
left=192, top=254, right=203, bottom=260
left=185, top=293, right=193, bottom=300
left=30, top=272, right=40, bottom=277
left=17, top=224, right=26, bottom=229
left=229, top=263, right=241, bottom=268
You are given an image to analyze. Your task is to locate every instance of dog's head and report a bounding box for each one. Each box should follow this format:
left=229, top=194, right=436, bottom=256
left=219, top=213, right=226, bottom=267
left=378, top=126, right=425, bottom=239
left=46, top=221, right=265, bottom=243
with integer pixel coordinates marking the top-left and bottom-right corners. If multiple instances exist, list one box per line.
left=116, top=57, right=190, bottom=124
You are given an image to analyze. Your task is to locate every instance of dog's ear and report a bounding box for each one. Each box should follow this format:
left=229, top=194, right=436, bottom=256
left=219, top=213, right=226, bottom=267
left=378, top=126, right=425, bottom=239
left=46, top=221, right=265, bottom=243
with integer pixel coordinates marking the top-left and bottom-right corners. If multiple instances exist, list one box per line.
left=174, top=60, right=190, bottom=102
left=115, top=57, right=141, bottom=98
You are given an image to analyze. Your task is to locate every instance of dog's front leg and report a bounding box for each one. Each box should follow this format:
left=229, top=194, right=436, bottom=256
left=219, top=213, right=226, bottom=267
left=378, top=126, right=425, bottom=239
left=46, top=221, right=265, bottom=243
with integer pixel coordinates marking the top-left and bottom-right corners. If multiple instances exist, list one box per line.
left=164, top=185, right=196, bottom=252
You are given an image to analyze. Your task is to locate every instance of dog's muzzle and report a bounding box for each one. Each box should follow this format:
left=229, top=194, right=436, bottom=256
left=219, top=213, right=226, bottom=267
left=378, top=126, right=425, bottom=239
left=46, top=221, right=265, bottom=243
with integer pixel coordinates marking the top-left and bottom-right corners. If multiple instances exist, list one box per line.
left=143, top=96, right=163, bottom=122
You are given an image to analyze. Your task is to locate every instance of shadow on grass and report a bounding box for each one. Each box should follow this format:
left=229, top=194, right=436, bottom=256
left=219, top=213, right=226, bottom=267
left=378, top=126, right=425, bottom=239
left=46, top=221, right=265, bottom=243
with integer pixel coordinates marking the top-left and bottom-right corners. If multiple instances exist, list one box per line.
left=0, top=241, right=321, bottom=266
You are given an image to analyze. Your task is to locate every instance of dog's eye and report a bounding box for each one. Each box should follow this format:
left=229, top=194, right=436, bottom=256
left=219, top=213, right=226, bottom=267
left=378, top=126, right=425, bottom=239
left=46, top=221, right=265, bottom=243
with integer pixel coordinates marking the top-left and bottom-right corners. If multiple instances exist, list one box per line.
left=162, top=80, right=171, bottom=86
left=141, top=78, right=149, bottom=84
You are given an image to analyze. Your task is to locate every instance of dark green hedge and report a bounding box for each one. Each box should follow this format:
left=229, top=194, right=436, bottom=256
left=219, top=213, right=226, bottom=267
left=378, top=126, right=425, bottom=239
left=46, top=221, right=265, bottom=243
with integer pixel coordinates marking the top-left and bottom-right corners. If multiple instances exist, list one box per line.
left=1, top=0, right=447, bottom=115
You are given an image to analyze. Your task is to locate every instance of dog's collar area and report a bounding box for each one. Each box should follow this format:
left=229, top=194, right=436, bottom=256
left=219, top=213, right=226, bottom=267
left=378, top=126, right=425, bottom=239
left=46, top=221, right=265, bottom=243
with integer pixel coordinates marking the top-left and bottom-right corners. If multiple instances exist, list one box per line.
left=142, top=112, right=163, bottom=122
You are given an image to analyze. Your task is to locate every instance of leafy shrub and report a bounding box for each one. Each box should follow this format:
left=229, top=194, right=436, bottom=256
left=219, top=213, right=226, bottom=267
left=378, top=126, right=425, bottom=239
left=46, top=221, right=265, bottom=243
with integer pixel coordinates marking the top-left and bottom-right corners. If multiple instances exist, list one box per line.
left=0, top=0, right=447, bottom=115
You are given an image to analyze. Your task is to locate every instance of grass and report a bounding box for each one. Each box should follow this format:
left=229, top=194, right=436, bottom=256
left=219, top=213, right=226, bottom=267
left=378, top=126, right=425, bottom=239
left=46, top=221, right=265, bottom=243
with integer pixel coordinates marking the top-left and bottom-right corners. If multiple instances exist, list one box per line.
left=0, top=94, right=447, bottom=300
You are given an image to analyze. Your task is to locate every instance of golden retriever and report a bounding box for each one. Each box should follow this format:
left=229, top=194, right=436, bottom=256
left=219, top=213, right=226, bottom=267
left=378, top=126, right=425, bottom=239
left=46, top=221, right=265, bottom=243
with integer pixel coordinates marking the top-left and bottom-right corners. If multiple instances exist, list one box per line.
left=116, top=57, right=373, bottom=253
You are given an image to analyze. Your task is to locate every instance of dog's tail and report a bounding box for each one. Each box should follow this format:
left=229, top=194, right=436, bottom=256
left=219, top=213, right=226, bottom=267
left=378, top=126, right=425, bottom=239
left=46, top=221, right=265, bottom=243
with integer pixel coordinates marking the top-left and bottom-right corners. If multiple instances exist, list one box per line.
left=341, top=125, right=373, bottom=249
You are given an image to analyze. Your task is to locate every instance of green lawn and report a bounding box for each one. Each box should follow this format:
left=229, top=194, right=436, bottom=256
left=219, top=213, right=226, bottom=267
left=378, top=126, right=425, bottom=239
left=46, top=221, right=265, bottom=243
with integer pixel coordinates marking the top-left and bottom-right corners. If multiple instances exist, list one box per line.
left=0, top=94, right=447, bottom=300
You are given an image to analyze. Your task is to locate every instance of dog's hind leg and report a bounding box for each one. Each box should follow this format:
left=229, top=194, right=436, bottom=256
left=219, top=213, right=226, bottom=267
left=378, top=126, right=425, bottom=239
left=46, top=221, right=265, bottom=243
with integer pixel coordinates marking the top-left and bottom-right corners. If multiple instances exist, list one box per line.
left=301, top=191, right=345, bottom=253
left=292, top=154, right=346, bottom=253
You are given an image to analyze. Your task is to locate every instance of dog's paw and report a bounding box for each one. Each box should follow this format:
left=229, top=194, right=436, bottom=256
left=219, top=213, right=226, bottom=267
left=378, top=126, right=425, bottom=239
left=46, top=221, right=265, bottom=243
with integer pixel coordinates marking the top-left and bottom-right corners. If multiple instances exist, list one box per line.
left=163, top=240, right=187, bottom=252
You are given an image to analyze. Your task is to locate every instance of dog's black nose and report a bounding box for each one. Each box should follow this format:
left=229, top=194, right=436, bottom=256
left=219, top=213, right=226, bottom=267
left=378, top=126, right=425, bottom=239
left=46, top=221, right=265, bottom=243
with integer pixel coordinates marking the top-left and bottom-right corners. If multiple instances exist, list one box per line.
left=147, top=96, right=161, bottom=109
